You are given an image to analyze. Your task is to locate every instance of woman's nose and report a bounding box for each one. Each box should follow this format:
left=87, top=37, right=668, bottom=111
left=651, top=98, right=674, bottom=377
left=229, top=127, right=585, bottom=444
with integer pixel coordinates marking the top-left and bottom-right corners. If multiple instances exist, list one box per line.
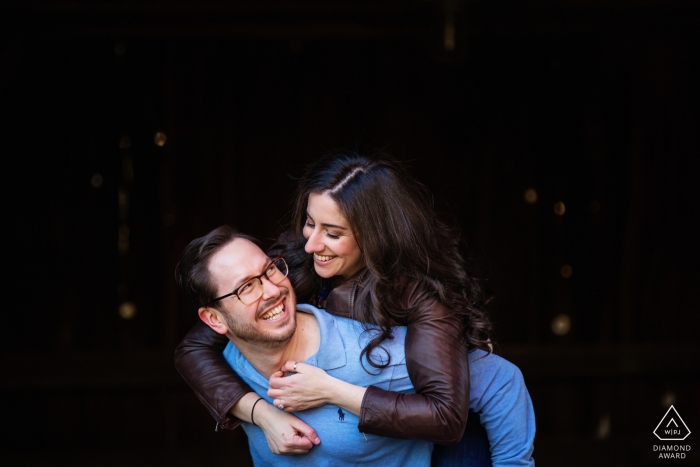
left=304, top=230, right=323, bottom=253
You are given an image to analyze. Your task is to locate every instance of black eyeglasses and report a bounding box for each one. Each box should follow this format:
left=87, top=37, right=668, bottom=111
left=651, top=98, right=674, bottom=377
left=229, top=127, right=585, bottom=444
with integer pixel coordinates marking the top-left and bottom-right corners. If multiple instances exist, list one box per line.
left=210, top=256, right=289, bottom=305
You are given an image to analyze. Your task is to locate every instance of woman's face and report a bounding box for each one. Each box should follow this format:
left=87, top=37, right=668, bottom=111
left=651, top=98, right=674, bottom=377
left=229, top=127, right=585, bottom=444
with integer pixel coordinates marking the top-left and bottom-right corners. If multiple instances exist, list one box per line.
left=303, top=192, right=363, bottom=279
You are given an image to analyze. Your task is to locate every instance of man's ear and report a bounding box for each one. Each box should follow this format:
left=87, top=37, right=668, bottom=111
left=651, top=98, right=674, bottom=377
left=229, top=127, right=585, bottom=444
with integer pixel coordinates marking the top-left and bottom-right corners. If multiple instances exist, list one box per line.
left=198, top=307, right=229, bottom=335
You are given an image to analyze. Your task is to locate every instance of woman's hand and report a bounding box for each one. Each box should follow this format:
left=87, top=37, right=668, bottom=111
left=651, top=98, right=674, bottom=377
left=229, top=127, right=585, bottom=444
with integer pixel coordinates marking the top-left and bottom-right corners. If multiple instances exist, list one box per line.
left=268, top=361, right=334, bottom=412
left=268, top=361, right=367, bottom=416
left=253, top=401, right=321, bottom=454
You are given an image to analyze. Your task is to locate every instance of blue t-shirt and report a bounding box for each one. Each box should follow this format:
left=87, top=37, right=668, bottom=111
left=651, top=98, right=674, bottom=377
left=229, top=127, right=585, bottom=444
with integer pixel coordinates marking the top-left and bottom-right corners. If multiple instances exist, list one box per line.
left=223, top=303, right=433, bottom=467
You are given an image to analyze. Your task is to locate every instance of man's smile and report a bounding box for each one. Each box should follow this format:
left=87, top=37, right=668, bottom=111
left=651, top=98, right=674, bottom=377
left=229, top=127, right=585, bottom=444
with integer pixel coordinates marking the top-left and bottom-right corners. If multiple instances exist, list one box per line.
left=260, top=302, right=285, bottom=321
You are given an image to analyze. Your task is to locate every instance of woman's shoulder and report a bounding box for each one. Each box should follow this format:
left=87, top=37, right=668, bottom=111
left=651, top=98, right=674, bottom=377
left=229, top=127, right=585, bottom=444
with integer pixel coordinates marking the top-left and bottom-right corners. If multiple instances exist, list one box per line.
left=394, top=276, right=436, bottom=305
left=391, top=278, right=463, bottom=327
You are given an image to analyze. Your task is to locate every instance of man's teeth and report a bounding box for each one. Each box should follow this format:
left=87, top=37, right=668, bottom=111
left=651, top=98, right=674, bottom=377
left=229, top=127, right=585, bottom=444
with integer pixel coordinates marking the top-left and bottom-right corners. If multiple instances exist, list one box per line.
left=314, top=253, right=335, bottom=261
left=261, top=304, right=284, bottom=320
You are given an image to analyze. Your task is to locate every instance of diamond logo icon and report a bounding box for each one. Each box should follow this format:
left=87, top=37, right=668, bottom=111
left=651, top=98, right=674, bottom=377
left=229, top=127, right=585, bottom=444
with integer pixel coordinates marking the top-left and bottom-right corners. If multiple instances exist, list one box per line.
left=654, top=405, right=691, bottom=441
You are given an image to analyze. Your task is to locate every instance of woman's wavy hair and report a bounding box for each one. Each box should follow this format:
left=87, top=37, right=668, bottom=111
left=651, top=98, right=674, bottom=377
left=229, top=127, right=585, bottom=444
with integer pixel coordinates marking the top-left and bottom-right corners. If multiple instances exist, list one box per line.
left=280, top=151, right=493, bottom=367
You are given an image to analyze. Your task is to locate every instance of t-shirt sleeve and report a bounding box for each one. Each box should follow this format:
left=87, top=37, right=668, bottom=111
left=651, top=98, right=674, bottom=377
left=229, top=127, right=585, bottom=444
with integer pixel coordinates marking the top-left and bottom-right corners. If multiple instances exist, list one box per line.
left=469, top=351, right=536, bottom=467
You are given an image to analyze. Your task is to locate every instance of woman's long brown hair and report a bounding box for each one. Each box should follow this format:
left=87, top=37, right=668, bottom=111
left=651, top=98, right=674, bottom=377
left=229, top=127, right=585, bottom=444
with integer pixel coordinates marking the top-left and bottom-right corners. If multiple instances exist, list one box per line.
left=278, top=151, right=493, bottom=368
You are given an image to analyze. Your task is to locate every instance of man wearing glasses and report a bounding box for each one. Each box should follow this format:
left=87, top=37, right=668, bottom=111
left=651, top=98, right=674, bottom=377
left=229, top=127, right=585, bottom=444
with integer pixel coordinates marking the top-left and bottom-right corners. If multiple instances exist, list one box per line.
left=175, top=225, right=433, bottom=467
left=175, top=225, right=536, bottom=467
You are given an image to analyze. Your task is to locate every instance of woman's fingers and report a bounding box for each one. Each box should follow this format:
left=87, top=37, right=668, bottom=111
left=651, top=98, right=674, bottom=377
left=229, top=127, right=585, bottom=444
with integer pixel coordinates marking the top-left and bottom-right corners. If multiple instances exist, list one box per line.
left=267, top=363, right=332, bottom=412
left=257, top=408, right=320, bottom=454
left=271, top=398, right=286, bottom=411
left=290, top=418, right=321, bottom=446
left=280, top=360, right=302, bottom=373
left=268, top=374, right=286, bottom=392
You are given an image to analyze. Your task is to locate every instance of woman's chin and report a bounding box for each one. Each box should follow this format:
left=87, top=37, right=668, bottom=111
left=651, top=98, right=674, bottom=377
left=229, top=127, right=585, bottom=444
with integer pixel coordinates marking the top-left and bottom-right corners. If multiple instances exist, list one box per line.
left=313, top=265, right=334, bottom=278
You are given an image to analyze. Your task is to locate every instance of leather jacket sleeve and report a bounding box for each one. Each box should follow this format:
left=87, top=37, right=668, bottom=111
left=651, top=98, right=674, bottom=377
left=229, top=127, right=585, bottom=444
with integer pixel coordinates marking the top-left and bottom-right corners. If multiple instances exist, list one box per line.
left=357, top=293, right=470, bottom=444
left=173, top=320, right=253, bottom=430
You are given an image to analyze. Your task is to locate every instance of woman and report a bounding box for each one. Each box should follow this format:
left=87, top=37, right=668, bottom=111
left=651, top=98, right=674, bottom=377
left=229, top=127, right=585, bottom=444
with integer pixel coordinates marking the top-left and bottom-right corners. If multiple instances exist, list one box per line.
left=175, top=151, right=494, bottom=461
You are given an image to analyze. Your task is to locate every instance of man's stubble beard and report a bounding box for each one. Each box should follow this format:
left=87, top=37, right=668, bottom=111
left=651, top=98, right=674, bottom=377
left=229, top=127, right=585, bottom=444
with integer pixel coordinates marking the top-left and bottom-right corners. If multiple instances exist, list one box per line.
left=223, top=290, right=296, bottom=349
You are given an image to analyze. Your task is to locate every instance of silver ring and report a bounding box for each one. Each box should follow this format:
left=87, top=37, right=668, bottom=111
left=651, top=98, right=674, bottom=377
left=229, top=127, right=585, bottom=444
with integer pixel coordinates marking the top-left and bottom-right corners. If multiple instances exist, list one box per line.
left=278, top=403, right=284, bottom=410
left=293, top=362, right=297, bottom=372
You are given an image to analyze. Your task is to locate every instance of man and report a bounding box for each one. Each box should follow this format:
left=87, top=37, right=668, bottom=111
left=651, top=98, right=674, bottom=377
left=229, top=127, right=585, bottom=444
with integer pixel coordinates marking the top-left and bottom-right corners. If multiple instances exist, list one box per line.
left=176, top=225, right=535, bottom=466
left=175, top=225, right=433, bottom=466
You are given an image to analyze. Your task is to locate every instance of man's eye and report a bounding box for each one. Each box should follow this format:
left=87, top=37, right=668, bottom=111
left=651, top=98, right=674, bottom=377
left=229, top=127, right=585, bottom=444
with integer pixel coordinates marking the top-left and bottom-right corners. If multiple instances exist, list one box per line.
left=238, top=282, right=254, bottom=295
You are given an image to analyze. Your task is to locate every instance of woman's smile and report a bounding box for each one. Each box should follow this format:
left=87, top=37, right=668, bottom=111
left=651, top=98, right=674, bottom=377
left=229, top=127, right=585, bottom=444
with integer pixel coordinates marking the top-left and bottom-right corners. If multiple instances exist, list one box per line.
left=303, top=193, right=363, bottom=279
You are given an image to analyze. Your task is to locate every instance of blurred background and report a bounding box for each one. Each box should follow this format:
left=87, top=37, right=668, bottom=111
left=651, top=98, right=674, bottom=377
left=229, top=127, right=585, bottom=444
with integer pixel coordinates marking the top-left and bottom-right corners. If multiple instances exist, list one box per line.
left=1, top=1, right=699, bottom=466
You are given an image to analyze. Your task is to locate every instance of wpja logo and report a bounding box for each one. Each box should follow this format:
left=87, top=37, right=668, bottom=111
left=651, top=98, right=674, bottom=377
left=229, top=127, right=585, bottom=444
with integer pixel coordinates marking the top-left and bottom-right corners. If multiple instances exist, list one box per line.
left=653, top=405, right=691, bottom=460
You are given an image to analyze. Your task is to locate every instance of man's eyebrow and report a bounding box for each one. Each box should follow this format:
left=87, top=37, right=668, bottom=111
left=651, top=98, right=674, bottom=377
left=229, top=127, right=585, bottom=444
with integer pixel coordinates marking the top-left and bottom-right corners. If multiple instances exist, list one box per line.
left=229, top=275, right=251, bottom=294
left=306, top=211, right=349, bottom=230
left=230, top=259, right=272, bottom=292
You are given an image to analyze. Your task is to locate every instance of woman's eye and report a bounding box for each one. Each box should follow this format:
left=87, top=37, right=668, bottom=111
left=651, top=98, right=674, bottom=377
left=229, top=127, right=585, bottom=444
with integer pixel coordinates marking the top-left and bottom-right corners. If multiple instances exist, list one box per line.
left=305, top=220, right=315, bottom=228
left=325, top=232, right=340, bottom=239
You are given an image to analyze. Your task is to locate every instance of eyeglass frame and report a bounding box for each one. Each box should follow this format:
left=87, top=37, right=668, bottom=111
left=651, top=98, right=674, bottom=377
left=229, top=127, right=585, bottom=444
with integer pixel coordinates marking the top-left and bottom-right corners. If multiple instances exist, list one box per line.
left=209, top=255, right=289, bottom=306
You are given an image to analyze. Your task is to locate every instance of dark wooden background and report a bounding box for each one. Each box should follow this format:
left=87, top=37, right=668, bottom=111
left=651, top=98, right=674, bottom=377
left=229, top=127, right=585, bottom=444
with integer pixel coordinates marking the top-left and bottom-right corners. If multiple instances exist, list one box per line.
left=1, top=1, right=699, bottom=466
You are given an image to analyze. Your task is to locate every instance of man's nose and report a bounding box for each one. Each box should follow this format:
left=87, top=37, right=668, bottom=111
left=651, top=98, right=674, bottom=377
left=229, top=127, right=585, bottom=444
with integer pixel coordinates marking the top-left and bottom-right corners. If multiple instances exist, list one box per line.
left=260, top=275, right=282, bottom=299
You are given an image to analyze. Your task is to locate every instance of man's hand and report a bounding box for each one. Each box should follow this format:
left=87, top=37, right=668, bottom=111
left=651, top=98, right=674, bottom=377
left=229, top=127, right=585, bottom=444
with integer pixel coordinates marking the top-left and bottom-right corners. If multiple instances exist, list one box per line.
left=254, top=402, right=321, bottom=454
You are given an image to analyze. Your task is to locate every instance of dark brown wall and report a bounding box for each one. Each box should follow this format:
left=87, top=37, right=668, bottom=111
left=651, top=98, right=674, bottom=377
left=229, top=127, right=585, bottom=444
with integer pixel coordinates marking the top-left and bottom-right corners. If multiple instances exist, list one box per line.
left=1, top=1, right=699, bottom=466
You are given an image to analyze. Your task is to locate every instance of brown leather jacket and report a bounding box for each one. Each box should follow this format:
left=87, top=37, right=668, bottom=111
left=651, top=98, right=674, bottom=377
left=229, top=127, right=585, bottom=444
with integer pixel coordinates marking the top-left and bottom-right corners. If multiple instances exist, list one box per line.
left=173, top=279, right=470, bottom=443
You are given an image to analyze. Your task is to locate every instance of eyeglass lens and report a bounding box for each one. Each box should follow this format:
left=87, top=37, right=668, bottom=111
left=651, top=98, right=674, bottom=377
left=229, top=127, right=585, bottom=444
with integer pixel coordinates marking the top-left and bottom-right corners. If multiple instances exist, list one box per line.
left=238, top=258, right=288, bottom=304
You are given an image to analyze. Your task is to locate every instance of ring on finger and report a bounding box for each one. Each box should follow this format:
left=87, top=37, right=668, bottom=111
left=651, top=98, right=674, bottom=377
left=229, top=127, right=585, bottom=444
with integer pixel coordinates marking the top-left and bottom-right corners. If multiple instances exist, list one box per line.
left=278, top=403, right=284, bottom=410
left=293, top=362, right=297, bottom=372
